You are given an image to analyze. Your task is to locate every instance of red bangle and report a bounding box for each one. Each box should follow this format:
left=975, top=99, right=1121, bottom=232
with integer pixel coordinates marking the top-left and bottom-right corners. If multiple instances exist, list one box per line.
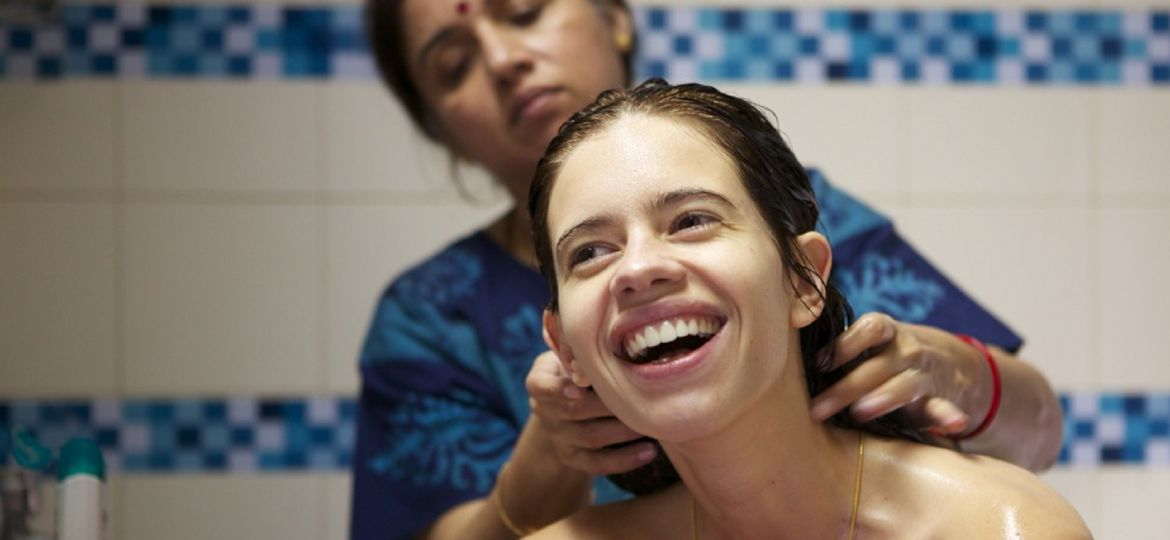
left=951, top=334, right=1001, bottom=441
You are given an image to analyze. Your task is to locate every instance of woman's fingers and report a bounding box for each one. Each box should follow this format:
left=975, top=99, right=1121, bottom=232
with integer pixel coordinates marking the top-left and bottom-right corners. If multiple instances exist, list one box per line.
left=829, top=312, right=896, bottom=369
left=568, top=438, right=658, bottom=476
left=849, top=369, right=929, bottom=422
left=810, top=354, right=895, bottom=421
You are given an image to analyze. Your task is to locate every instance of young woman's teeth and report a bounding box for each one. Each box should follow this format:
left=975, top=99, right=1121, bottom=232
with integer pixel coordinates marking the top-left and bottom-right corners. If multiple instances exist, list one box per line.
left=625, top=317, right=719, bottom=359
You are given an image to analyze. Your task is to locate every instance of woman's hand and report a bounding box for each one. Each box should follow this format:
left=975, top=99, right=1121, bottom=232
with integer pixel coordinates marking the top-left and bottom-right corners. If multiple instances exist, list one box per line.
left=526, top=350, right=659, bottom=475
left=808, top=312, right=1063, bottom=470
left=809, top=312, right=984, bottom=436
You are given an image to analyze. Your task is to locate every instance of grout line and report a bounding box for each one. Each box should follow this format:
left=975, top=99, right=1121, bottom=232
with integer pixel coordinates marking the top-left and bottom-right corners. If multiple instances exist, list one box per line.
left=316, top=80, right=330, bottom=395
left=112, top=77, right=127, bottom=399
left=1089, top=85, right=1102, bottom=391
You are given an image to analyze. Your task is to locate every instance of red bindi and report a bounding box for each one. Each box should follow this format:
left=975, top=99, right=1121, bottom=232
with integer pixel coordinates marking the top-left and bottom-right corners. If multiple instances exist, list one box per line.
left=456, top=1, right=469, bottom=15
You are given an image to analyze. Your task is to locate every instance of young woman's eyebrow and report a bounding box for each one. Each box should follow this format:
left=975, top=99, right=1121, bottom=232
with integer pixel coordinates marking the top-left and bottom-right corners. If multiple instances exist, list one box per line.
left=652, top=188, right=735, bottom=212
left=555, top=215, right=615, bottom=258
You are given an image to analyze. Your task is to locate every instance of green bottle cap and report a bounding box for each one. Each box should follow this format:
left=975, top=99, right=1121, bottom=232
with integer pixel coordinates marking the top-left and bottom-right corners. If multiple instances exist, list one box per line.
left=58, top=438, right=105, bottom=482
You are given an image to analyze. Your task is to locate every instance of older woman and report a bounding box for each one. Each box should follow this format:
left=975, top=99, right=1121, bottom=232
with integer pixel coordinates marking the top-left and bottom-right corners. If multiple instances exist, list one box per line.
left=527, top=79, right=1088, bottom=539
left=353, top=1, right=1062, bottom=538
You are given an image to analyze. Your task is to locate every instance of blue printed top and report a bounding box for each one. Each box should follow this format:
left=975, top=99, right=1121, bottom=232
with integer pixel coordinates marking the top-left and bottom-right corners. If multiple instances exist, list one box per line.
left=349, top=171, right=1022, bottom=540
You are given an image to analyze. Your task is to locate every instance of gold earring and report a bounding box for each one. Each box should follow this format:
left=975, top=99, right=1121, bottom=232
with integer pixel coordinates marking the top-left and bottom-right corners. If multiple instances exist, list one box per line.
left=614, top=32, right=631, bottom=52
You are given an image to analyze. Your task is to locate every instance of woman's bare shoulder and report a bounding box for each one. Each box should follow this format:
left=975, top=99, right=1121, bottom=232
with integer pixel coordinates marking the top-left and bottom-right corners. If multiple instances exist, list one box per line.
left=527, top=485, right=689, bottom=540
left=876, top=438, right=1092, bottom=539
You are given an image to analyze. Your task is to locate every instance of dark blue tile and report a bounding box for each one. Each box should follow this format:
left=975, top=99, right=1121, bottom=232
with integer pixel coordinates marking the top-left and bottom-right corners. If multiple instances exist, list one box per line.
left=721, top=60, right=745, bottom=79
left=1101, top=445, right=1124, bottom=463
left=1074, top=420, right=1095, bottom=438
left=875, top=36, right=896, bottom=55
left=1025, top=12, right=1046, bottom=32
left=231, top=427, right=254, bottom=446
left=1122, top=445, right=1144, bottom=463
left=799, top=36, right=818, bottom=55
left=39, top=405, right=64, bottom=423
left=121, top=28, right=145, bottom=48
left=227, top=55, right=252, bottom=76
left=339, top=399, right=357, bottom=420
left=203, top=402, right=227, bottom=421
left=92, top=4, right=116, bottom=22
left=96, top=428, right=119, bottom=446
left=202, top=29, right=223, bottom=49
left=176, top=426, right=201, bottom=448
left=901, top=61, right=920, bottom=81
left=976, top=36, right=997, bottom=58
left=848, top=11, right=870, bottom=32
left=643, top=60, right=667, bottom=79
left=285, top=451, right=307, bottom=467
left=772, top=60, right=793, bottom=80
left=772, top=11, right=793, bottom=31
left=1052, top=38, right=1073, bottom=59
left=283, top=401, right=306, bottom=422
left=1154, top=64, right=1170, bottom=82
left=172, top=6, right=198, bottom=24
left=148, top=403, right=173, bottom=423
left=310, top=426, right=334, bottom=445
left=227, top=6, right=251, bottom=24
left=927, top=36, right=946, bottom=56
left=91, top=55, right=116, bottom=75
left=646, top=8, right=667, bottom=30
left=1101, top=36, right=1123, bottom=59
left=9, top=29, right=33, bottom=51
left=259, top=402, right=283, bottom=420
left=673, top=35, right=692, bottom=55
left=67, top=27, right=88, bottom=49
left=1075, top=63, right=1098, bottom=82
left=1150, top=419, right=1169, bottom=436
left=722, top=9, right=744, bottom=31
left=950, top=12, right=974, bottom=31
left=148, top=452, right=175, bottom=470
left=1124, top=395, right=1146, bottom=414
left=827, top=62, right=850, bottom=80
left=1074, top=12, right=1097, bottom=33
left=147, top=6, right=171, bottom=25
left=953, top=63, right=976, bottom=82
left=1153, top=13, right=1169, bottom=33
left=204, top=452, right=227, bottom=470
left=898, top=11, right=919, bottom=31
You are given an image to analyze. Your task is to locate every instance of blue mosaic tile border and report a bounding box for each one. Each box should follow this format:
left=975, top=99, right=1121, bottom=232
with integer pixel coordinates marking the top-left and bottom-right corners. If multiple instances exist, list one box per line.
left=0, top=393, right=1167, bottom=473
left=0, top=4, right=1167, bottom=84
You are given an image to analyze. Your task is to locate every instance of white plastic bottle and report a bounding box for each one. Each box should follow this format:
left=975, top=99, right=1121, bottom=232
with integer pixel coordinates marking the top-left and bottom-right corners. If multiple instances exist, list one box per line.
left=55, top=438, right=105, bottom=540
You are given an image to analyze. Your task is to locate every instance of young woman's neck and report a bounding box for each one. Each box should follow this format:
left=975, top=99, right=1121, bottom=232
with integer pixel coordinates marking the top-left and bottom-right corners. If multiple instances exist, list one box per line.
left=662, top=358, right=861, bottom=539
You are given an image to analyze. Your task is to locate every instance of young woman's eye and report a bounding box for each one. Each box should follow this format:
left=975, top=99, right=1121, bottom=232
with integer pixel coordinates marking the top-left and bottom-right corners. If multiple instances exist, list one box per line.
left=673, top=212, right=718, bottom=232
left=569, top=244, right=612, bottom=268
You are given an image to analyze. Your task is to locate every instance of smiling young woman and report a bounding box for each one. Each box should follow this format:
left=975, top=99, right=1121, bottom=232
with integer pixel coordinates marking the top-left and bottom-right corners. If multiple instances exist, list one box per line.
left=528, top=79, right=1088, bottom=540
left=352, top=1, right=1064, bottom=538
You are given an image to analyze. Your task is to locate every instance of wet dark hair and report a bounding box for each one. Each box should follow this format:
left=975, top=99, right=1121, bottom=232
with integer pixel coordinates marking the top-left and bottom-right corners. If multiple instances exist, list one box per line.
left=529, top=79, right=930, bottom=494
left=363, top=0, right=635, bottom=139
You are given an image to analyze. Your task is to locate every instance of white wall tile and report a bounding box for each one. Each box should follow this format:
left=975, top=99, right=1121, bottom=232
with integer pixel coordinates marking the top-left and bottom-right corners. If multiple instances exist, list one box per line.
left=120, top=474, right=317, bottom=540
left=0, top=83, right=116, bottom=190
left=1098, top=89, right=1170, bottom=196
left=320, top=473, right=351, bottom=539
left=722, top=84, right=904, bottom=197
left=0, top=202, right=117, bottom=396
left=323, top=83, right=489, bottom=196
left=905, top=89, right=1094, bottom=199
left=1041, top=469, right=1100, bottom=536
left=902, top=205, right=1096, bottom=389
left=323, top=198, right=509, bottom=393
left=1099, top=469, right=1170, bottom=540
left=122, top=202, right=319, bottom=395
left=120, top=82, right=319, bottom=193
left=1099, top=206, right=1170, bottom=388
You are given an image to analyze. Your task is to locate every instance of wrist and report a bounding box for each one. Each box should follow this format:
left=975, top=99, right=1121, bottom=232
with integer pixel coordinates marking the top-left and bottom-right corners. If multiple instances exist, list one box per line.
left=951, top=334, right=1001, bottom=441
left=497, top=418, right=592, bottom=531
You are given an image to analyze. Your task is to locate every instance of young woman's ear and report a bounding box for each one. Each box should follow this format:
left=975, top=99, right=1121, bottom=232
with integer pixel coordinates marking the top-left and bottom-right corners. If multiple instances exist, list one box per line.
left=543, top=310, right=591, bottom=387
left=789, top=231, right=832, bottom=329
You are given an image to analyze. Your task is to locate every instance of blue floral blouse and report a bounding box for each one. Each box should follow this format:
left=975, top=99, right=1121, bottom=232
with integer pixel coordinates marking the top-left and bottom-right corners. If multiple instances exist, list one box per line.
left=349, top=170, right=1022, bottom=539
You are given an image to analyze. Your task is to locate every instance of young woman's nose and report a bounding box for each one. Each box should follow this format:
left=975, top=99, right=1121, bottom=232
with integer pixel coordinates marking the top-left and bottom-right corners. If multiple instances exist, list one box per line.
left=609, top=237, right=686, bottom=300
left=476, top=23, right=532, bottom=87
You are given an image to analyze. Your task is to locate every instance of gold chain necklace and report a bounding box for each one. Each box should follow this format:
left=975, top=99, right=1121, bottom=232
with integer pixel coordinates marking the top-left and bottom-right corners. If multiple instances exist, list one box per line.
left=691, top=433, right=865, bottom=540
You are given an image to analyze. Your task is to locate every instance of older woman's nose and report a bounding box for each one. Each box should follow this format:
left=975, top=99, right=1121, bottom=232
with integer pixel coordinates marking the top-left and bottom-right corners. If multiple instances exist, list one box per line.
left=609, top=237, right=686, bottom=301
left=477, top=23, right=532, bottom=88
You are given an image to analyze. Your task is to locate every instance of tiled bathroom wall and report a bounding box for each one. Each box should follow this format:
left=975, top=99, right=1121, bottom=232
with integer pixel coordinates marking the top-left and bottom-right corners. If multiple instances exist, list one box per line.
left=2, top=0, right=1169, bottom=538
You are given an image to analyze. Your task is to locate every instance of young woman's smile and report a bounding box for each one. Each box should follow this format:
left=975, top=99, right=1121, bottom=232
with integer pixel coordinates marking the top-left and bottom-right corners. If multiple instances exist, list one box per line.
left=544, top=114, right=802, bottom=442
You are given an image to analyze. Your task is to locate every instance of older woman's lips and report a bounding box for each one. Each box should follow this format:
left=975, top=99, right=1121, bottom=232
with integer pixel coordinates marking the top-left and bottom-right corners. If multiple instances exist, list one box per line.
left=510, top=87, right=560, bottom=125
